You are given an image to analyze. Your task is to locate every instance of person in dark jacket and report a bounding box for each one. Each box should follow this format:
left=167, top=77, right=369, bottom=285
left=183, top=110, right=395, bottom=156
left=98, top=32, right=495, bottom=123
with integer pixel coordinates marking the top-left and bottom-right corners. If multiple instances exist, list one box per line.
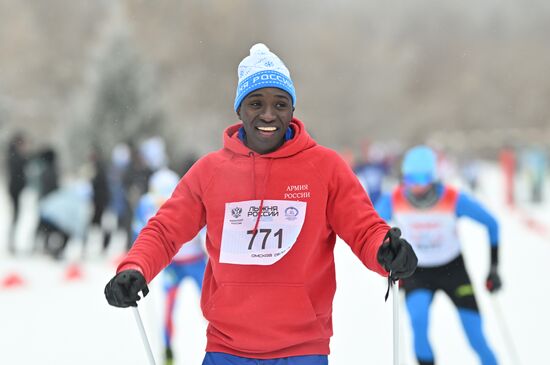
left=6, top=132, right=28, bottom=254
left=89, top=146, right=111, bottom=250
left=122, top=143, right=152, bottom=249
left=36, top=148, right=59, bottom=199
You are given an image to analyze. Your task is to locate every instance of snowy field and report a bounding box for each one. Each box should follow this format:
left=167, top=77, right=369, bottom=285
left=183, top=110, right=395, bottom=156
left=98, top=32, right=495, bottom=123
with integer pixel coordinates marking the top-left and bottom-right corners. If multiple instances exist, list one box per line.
left=1, top=163, right=549, bottom=365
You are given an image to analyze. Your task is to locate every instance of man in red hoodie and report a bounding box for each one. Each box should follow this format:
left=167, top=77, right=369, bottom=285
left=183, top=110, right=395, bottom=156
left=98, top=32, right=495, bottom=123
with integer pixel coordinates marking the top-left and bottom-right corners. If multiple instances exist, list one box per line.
left=105, top=43, right=417, bottom=365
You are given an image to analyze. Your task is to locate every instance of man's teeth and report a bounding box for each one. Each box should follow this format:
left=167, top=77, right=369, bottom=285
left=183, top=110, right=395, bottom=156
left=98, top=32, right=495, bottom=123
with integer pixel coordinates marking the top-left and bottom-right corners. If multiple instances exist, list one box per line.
left=257, top=127, right=277, bottom=131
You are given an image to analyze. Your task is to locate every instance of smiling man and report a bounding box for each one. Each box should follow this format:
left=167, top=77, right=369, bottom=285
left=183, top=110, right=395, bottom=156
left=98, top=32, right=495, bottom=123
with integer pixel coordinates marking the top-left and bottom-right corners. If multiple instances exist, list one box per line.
left=105, top=43, right=417, bottom=365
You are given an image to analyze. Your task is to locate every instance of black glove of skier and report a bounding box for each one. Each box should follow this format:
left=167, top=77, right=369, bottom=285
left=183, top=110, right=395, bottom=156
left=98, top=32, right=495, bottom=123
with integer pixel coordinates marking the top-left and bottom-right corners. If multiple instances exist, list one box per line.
left=485, top=246, right=502, bottom=293
left=486, top=266, right=502, bottom=293
left=377, top=227, right=418, bottom=281
left=104, top=269, right=149, bottom=308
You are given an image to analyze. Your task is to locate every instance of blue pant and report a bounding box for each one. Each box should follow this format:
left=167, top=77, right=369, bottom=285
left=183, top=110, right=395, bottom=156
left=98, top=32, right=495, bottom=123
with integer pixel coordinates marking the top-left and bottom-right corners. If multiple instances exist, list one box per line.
left=162, top=258, right=206, bottom=348
left=202, top=352, right=328, bottom=365
left=403, top=257, right=498, bottom=365
left=162, top=258, right=206, bottom=292
left=406, top=290, right=497, bottom=365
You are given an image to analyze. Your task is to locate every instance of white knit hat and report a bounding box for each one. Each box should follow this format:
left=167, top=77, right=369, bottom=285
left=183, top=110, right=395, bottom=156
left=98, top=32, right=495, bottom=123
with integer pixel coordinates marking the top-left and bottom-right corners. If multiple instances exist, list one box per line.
left=148, top=168, right=180, bottom=199
left=234, top=43, right=296, bottom=111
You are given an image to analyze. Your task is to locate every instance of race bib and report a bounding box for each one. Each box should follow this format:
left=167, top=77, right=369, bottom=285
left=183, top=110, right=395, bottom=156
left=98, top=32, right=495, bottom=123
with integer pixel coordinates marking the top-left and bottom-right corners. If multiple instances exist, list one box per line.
left=412, top=229, right=444, bottom=251
left=219, top=200, right=307, bottom=265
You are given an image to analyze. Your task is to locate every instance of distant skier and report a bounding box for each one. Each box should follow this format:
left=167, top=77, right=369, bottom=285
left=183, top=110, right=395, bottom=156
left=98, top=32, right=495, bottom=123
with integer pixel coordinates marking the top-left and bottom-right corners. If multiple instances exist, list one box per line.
left=460, top=157, right=481, bottom=192
left=499, top=145, right=516, bottom=207
left=6, top=132, right=28, bottom=255
left=376, top=145, right=501, bottom=365
left=132, top=168, right=206, bottom=365
left=354, top=142, right=389, bottom=206
left=520, top=146, right=547, bottom=204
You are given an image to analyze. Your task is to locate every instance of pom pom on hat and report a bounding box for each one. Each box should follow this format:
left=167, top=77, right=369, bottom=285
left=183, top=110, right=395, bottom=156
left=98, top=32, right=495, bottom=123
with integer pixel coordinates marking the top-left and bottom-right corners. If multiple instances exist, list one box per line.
left=234, top=43, right=296, bottom=111
left=249, top=43, right=270, bottom=54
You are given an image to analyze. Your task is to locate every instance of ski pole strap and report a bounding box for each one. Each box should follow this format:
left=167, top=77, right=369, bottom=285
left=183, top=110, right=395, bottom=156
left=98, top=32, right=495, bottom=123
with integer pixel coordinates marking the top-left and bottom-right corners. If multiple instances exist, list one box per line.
left=385, top=272, right=397, bottom=302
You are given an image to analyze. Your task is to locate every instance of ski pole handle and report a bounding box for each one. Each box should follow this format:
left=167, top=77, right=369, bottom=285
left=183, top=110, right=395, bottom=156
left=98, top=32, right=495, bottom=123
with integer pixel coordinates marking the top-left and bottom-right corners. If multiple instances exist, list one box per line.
left=132, top=306, right=157, bottom=365
left=387, top=227, right=402, bottom=254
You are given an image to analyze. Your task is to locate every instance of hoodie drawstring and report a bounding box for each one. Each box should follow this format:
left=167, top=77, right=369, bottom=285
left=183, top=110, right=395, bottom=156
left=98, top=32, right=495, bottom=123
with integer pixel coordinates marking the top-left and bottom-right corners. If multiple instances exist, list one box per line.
left=249, top=153, right=274, bottom=233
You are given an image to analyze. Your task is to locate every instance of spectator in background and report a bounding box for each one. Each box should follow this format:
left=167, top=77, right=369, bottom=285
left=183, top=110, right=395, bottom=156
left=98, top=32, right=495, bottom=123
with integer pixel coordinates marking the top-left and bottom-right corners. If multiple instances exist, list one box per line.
left=28, top=147, right=61, bottom=254
left=500, top=145, right=516, bottom=207
left=123, top=142, right=152, bottom=249
left=6, top=132, right=28, bottom=255
left=36, top=179, right=92, bottom=260
left=36, top=147, right=59, bottom=199
left=521, top=146, right=547, bottom=204
left=105, top=142, right=132, bottom=252
left=103, top=141, right=152, bottom=252
left=140, top=135, right=168, bottom=172
left=89, top=145, right=111, bottom=250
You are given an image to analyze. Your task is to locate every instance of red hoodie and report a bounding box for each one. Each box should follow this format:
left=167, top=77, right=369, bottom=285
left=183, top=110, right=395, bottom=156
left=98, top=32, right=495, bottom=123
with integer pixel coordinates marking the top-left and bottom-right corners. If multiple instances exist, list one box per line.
left=118, top=118, right=390, bottom=358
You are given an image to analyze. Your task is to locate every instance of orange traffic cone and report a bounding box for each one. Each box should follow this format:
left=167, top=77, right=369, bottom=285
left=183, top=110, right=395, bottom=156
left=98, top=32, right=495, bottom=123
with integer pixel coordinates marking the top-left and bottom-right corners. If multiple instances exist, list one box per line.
left=1, top=272, right=26, bottom=289
left=63, top=263, right=83, bottom=281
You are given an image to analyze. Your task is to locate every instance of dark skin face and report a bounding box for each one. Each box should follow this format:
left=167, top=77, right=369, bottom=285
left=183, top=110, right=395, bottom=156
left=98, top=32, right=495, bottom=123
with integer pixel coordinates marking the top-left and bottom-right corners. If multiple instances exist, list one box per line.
left=237, top=87, right=294, bottom=154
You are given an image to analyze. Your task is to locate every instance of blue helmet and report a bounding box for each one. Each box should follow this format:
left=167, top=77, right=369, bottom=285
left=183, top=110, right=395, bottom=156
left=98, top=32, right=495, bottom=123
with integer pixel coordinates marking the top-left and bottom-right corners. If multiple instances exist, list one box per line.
left=401, top=145, right=437, bottom=185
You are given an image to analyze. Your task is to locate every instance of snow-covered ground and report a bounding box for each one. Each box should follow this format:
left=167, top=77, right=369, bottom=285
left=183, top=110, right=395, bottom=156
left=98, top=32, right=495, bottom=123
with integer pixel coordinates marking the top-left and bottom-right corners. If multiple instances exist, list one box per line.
left=1, top=163, right=548, bottom=364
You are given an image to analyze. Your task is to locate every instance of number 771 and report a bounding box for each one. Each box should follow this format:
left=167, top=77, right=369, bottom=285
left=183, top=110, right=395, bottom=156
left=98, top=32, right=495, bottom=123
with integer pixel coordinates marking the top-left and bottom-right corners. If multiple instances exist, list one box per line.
left=246, top=228, right=283, bottom=250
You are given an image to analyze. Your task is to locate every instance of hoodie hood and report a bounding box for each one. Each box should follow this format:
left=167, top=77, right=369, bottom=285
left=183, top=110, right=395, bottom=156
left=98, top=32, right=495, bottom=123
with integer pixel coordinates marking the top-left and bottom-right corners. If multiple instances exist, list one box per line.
left=223, top=118, right=317, bottom=158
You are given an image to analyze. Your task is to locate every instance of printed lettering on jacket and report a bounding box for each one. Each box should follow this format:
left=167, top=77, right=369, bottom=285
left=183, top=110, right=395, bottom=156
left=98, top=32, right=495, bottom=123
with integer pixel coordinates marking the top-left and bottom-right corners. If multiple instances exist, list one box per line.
left=284, top=184, right=311, bottom=199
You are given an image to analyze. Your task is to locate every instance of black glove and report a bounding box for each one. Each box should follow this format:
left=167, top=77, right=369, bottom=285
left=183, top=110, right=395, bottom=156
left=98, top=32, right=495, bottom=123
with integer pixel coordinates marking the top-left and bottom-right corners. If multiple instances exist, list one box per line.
left=485, top=265, right=502, bottom=293
left=485, top=245, right=501, bottom=293
left=104, top=269, right=149, bottom=308
left=377, top=227, right=418, bottom=280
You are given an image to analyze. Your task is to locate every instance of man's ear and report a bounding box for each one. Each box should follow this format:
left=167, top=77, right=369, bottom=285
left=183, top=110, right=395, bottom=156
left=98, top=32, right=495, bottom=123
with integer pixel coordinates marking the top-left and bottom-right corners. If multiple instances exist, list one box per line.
left=236, top=107, right=241, bottom=119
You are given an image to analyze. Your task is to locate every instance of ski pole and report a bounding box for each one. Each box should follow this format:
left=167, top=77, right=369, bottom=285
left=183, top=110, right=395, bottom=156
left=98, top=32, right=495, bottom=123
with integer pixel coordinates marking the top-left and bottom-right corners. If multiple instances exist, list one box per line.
left=392, top=277, right=399, bottom=365
left=132, top=306, right=157, bottom=365
left=489, top=295, right=521, bottom=365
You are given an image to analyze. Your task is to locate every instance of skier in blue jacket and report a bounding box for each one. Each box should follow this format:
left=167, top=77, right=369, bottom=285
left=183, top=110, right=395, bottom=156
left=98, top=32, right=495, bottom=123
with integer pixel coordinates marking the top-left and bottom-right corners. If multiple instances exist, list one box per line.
left=375, top=145, right=501, bottom=365
left=133, top=168, right=207, bottom=365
